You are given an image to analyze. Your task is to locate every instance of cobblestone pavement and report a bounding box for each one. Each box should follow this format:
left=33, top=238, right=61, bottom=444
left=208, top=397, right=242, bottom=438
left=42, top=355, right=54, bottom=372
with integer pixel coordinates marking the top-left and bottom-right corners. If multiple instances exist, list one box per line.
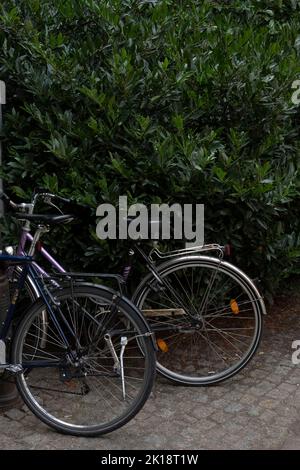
left=1, top=291, right=300, bottom=450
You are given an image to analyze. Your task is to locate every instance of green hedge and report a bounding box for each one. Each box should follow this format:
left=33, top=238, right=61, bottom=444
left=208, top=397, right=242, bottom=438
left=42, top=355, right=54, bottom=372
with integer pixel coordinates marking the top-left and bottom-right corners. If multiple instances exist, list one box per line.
left=1, top=0, right=300, bottom=300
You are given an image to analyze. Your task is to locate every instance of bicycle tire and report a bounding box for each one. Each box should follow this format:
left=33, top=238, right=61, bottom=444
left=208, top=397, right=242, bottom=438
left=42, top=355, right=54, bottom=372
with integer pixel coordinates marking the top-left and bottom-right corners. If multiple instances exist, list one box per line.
left=11, top=284, right=156, bottom=436
left=133, top=255, right=265, bottom=385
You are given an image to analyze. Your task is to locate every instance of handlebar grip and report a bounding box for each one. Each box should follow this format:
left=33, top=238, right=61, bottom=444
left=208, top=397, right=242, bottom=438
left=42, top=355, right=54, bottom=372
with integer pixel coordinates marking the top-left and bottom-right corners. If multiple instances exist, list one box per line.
left=0, top=191, right=17, bottom=209
left=53, top=194, right=72, bottom=204
left=0, top=192, right=10, bottom=202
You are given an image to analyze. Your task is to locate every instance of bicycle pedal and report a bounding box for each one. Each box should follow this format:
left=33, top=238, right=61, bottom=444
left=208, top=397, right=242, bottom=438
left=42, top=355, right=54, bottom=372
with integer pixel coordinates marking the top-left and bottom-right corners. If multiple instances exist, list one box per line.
left=59, top=368, right=85, bottom=381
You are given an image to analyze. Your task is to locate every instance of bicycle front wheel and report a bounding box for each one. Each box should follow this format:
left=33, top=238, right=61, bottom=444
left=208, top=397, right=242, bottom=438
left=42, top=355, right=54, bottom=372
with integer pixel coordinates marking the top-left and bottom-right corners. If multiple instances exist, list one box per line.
left=12, top=285, right=155, bottom=436
left=133, top=256, right=265, bottom=385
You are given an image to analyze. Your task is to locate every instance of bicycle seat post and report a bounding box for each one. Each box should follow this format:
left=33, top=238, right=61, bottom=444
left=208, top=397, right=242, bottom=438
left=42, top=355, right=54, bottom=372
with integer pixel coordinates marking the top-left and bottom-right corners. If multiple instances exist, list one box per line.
left=27, top=225, right=49, bottom=257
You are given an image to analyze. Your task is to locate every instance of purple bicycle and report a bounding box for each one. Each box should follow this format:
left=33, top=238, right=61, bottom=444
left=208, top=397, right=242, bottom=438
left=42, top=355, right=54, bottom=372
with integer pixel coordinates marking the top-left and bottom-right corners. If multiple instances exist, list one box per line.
left=1, top=189, right=266, bottom=386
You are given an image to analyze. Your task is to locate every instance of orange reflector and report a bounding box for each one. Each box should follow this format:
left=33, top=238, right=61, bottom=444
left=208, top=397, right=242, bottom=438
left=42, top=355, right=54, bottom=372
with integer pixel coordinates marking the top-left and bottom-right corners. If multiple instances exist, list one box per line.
left=157, top=338, right=168, bottom=353
left=230, top=299, right=239, bottom=315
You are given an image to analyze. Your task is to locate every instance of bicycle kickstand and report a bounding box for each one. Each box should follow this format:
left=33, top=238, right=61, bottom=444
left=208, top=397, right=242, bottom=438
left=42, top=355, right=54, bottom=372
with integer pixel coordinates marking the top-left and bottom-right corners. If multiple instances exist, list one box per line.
left=104, top=334, right=128, bottom=400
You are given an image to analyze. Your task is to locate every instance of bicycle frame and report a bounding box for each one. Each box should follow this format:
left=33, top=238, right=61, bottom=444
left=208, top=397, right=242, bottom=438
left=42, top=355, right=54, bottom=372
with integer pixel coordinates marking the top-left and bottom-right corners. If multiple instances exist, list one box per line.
left=10, top=193, right=228, bottom=328
left=15, top=226, right=148, bottom=295
left=17, top=230, right=65, bottom=278
left=5, top=189, right=225, bottom=302
left=17, top=226, right=223, bottom=286
left=0, top=253, right=78, bottom=368
left=14, top=222, right=228, bottom=328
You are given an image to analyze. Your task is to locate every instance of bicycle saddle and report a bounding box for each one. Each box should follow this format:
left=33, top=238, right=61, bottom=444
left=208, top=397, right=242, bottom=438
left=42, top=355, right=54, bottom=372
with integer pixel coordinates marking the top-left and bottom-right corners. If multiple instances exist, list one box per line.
left=15, top=213, right=75, bottom=225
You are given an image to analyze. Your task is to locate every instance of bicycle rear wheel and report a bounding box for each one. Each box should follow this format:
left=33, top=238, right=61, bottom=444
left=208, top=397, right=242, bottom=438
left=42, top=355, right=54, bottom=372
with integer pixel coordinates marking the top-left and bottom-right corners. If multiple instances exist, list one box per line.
left=12, top=285, right=155, bottom=436
left=133, top=256, right=265, bottom=385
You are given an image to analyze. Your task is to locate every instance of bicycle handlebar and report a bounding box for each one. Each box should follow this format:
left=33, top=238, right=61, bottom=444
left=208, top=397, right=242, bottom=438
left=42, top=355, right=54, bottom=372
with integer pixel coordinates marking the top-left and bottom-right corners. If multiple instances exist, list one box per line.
left=33, top=188, right=72, bottom=205
left=34, top=191, right=92, bottom=219
left=1, top=189, right=93, bottom=224
left=0, top=189, right=92, bottom=220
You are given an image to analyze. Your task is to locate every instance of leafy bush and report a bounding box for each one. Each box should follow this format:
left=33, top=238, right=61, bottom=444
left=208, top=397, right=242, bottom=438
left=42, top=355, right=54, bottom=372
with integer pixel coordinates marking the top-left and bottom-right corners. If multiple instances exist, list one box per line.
left=0, top=0, right=300, bottom=300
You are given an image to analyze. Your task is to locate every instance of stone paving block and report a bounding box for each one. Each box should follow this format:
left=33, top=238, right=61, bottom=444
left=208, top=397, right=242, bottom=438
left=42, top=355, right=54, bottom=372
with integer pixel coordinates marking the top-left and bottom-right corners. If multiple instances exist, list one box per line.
left=248, top=386, right=269, bottom=397
left=254, top=381, right=276, bottom=393
left=259, top=409, right=277, bottom=423
left=268, top=374, right=289, bottom=385
left=205, top=426, right=228, bottom=442
left=190, top=393, right=210, bottom=404
left=248, top=369, right=268, bottom=379
left=174, top=412, right=199, bottom=425
left=277, top=405, right=299, bottom=419
left=222, top=422, right=244, bottom=434
left=224, top=403, right=244, bottom=413
left=273, top=415, right=295, bottom=428
left=205, top=388, right=226, bottom=399
left=4, top=408, right=26, bottom=421
left=233, top=414, right=250, bottom=426
left=273, top=365, right=292, bottom=377
left=263, top=423, right=289, bottom=443
left=0, top=435, right=27, bottom=450
left=281, top=436, right=300, bottom=450
left=247, top=406, right=261, bottom=417
left=211, top=410, right=231, bottom=424
left=181, top=420, right=216, bottom=439
left=1, top=297, right=300, bottom=450
left=259, top=398, right=281, bottom=409
left=267, top=388, right=291, bottom=400
left=190, top=405, right=214, bottom=419
left=277, top=382, right=299, bottom=394
left=286, top=375, right=300, bottom=385
left=239, top=393, right=258, bottom=405
left=292, top=388, right=300, bottom=400
left=211, top=398, right=230, bottom=409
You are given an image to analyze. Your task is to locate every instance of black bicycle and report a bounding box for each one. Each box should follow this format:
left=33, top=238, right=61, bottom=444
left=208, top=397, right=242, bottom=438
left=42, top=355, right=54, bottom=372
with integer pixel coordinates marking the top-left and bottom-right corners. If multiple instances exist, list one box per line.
left=3, top=189, right=266, bottom=386
left=0, top=214, right=156, bottom=436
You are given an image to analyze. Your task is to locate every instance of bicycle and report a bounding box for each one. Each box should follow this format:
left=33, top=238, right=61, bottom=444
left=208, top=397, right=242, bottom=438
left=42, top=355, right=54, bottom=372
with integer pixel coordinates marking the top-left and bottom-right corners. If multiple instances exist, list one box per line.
left=1, top=189, right=266, bottom=386
left=0, top=212, right=156, bottom=436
